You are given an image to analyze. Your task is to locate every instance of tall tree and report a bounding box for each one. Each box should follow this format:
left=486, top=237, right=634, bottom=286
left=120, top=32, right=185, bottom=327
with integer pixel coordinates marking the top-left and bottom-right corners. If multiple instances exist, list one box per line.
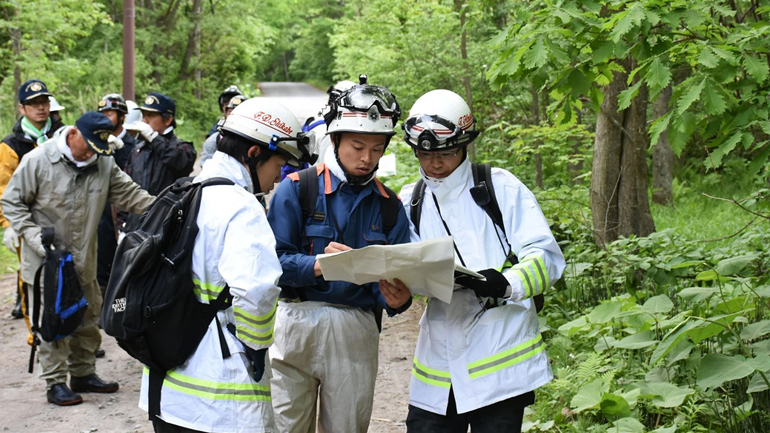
left=489, top=0, right=770, bottom=245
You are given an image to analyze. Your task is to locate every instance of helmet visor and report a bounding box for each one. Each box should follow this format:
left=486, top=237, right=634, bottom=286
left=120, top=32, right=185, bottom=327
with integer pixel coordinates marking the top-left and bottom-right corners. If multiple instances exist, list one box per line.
left=403, top=114, right=478, bottom=150
left=339, top=86, right=400, bottom=117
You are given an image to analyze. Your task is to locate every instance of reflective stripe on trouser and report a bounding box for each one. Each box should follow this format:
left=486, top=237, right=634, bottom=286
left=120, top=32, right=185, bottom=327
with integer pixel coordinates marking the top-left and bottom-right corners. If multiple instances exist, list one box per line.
left=467, top=334, right=545, bottom=379
left=38, top=279, right=102, bottom=385
left=143, top=367, right=271, bottom=401
left=510, top=255, right=549, bottom=298
left=194, top=279, right=278, bottom=347
left=270, top=301, right=379, bottom=433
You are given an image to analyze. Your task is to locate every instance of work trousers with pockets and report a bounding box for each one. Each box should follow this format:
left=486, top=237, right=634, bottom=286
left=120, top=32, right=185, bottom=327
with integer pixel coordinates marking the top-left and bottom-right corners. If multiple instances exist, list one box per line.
left=270, top=301, right=379, bottom=433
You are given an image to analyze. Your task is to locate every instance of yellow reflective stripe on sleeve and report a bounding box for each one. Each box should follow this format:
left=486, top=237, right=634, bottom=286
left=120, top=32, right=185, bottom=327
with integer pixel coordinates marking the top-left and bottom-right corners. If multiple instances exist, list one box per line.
left=512, top=255, right=549, bottom=298
left=513, top=267, right=535, bottom=298
left=235, top=322, right=274, bottom=346
left=233, top=300, right=277, bottom=346
left=467, top=334, right=545, bottom=379
left=143, top=368, right=271, bottom=401
left=234, top=300, right=277, bottom=327
left=412, top=357, right=451, bottom=388
left=192, top=279, right=225, bottom=303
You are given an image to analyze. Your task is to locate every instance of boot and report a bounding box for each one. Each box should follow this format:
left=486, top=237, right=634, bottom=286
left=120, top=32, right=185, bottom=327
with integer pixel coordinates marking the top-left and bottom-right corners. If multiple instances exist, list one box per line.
left=46, top=384, right=83, bottom=406
left=11, top=291, right=23, bottom=319
left=70, top=373, right=119, bottom=393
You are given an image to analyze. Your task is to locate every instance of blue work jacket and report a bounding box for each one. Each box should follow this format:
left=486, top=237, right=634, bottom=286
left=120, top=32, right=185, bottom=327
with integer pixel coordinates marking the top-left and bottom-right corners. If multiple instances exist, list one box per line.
left=267, top=164, right=410, bottom=311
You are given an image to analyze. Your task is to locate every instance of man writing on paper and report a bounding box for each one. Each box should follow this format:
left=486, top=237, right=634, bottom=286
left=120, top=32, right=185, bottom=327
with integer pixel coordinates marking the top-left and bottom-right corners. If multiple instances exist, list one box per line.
left=267, top=75, right=413, bottom=433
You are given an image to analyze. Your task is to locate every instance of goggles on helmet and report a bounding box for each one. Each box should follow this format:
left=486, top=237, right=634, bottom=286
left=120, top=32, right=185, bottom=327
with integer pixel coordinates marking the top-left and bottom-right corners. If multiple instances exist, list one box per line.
left=403, top=114, right=479, bottom=150
left=269, top=133, right=318, bottom=168
left=99, top=94, right=128, bottom=114
left=338, top=86, right=401, bottom=118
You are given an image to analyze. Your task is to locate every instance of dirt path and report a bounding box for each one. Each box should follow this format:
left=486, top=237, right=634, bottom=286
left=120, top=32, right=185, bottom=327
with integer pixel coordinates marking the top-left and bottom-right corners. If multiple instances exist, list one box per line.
left=0, top=272, right=421, bottom=433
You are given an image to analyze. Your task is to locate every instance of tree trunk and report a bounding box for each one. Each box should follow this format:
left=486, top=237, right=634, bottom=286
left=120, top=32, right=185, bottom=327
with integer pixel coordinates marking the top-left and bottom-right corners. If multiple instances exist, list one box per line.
left=531, top=82, right=542, bottom=188
left=652, top=84, right=673, bottom=205
left=12, top=11, right=21, bottom=118
left=455, top=0, right=475, bottom=162
left=179, top=0, right=202, bottom=87
left=590, top=58, right=655, bottom=247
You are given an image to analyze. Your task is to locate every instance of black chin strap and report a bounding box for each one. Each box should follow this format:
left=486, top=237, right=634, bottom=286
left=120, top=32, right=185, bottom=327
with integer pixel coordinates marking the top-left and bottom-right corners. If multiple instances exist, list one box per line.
left=333, top=145, right=378, bottom=185
left=245, top=151, right=271, bottom=195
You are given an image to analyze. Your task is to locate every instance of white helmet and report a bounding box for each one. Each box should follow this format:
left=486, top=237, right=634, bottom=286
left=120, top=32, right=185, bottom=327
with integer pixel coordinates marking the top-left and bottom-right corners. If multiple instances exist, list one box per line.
left=403, top=89, right=479, bottom=151
left=221, top=98, right=316, bottom=168
left=123, top=100, right=142, bottom=127
left=49, top=96, right=65, bottom=112
left=325, top=75, right=400, bottom=137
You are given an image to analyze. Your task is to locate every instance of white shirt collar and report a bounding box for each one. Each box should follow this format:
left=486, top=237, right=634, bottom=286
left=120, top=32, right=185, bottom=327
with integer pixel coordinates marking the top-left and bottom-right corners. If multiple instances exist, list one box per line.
left=56, top=126, right=98, bottom=168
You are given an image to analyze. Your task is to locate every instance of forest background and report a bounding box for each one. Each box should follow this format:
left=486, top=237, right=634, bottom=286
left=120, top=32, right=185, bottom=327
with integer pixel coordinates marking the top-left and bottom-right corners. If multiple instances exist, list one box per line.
left=1, top=0, right=770, bottom=432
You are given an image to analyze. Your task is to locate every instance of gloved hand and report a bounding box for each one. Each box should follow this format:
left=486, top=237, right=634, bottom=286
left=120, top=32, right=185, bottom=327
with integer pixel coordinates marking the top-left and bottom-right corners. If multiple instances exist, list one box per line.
left=3, top=226, right=19, bottom=253
left=107, top=134, right=124, bottom=151
left=33, top=233, right=48, bottom=258
left=126, top=121, right=157, bottom=143
left=244, top=347, right=267, bottom=382
left=456, top=268, right=510, bottom=299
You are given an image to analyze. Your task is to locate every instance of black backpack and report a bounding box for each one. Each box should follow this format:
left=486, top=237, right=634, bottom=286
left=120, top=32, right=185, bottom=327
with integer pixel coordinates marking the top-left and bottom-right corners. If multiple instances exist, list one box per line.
left=410, top=162, right=544, bottom=312
left=292, top=166, right=402, bottom=330
left=28, top=227, right=88, bottom=373
left=101, top=177, right=234, bottom=419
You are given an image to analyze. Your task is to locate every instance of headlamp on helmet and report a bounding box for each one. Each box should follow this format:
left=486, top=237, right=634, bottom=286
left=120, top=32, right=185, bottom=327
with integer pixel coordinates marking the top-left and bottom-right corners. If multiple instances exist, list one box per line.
left=403, top=89, right=480, bottom=151
left=403, top=114, right=479, bottom=151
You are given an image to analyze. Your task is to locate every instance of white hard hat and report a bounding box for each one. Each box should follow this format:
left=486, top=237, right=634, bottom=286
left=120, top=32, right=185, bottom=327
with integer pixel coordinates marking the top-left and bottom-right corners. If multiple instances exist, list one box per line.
left=333, top=80, right=355, bottom=92
left=221, top=98, right=317, bottom=168
left=403, top=89, right=479, bottom=151
left=123, top=100, right=142, bottom=127
left=325, top=75, right=400, bottom=137
left=49, top=96, right=65, bottom=112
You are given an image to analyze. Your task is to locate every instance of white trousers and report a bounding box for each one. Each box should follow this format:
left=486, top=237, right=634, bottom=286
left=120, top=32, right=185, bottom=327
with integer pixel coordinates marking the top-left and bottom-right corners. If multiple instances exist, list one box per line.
left=270, top=301, right=379, bottom=433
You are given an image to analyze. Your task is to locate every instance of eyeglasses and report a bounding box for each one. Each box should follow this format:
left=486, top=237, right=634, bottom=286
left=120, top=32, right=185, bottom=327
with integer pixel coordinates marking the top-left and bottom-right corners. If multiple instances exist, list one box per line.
left=23, top=99, right=51, bottom=108
left=414, top=149, right=460, bottom=161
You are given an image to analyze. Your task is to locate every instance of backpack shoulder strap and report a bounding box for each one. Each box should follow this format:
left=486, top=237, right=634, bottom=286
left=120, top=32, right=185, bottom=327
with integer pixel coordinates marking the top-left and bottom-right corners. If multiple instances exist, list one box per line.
left=409, top=179, right=427, bottom=237
left=297, top=166, right=320, bottom=221
left=199, top=177, right=236, bottom=188
left=373, top=179, right=401, bottom=236
left=471, top=162, right=505, bottom=234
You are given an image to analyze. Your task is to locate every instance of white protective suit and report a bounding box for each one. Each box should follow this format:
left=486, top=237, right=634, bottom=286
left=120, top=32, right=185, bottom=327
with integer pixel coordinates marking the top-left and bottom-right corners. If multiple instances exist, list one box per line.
left=399, top=158, right=566, bottom=415
left=139, top=151, right=283, bottom=433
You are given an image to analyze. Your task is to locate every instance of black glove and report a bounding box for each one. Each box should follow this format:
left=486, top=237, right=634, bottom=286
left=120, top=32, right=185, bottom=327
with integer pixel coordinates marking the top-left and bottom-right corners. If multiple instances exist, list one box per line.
left=456, top=268, right=509, bottom=299
left=243, top=347, right=267, bottom=382
left=226, top=323, right=267, bottom=382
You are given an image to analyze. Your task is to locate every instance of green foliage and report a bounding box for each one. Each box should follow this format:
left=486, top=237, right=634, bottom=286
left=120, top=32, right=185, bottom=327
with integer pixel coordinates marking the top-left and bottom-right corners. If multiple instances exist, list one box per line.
left=488, top=0, right=770, bottom=170
left=477, top=121, right=593, bottom=187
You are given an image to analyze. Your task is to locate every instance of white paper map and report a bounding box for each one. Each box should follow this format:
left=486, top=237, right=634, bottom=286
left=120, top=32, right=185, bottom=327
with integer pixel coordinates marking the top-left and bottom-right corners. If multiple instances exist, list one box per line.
left=317, top=236, right=482, bottom=304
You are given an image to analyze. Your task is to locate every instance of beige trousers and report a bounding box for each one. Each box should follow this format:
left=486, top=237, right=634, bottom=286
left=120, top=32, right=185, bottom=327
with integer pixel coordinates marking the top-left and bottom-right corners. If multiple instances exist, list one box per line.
left=270, top=301, right=379, bottom=433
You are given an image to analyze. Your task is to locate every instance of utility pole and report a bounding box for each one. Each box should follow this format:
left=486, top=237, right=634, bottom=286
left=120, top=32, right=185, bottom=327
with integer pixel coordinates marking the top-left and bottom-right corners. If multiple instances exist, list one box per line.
left=123, top=0, right=136, bottom=101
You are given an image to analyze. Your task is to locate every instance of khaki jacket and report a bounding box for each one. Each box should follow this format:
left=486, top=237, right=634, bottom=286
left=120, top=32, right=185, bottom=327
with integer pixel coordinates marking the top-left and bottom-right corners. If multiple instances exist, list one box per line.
left=0, top=128, right=155, bottom=285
